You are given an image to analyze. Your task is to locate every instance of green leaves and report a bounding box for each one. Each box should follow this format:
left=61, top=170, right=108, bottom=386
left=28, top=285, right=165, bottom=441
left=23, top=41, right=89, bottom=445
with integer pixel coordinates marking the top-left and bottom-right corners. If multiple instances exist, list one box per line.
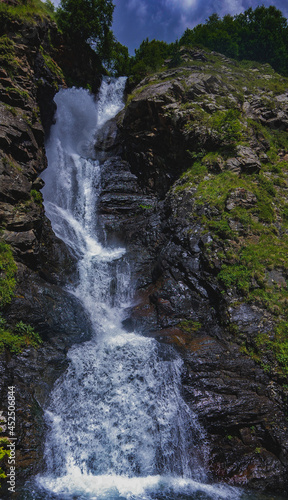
left=129, top=38, right=175, bottom=83
left=179, top=5, right=288, bottom=76
left=56, top=0, right=114, bottom=61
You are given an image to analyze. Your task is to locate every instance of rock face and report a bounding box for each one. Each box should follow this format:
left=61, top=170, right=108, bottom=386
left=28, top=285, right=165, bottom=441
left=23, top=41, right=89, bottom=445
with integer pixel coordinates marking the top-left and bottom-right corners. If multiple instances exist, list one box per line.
left=0, top=8, right=95, bottom=486
left=97, top=50, right=288, bottom=494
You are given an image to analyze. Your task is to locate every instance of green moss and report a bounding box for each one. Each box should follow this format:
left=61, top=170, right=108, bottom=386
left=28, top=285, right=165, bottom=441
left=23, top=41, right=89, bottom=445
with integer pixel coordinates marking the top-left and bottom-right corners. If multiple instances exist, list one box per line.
left=178, top=320, right=202, bottom=333
left=0, top=242, right=17, bottom=309
left=218, top=264, right=252, bottom=295
left=217, top=232, right=288, bottom=297
left=139, top=204, right=153, bottom=210
left=281, top=205, right=288, bottom=220
left=230, top=207, right=252, bottom=231
left=3, top=104, right=18, bottom=117
left=0, top=315, right=42, bottom=354
left=256, top=199, right=275, bottom=223
left=207, top=214, right=235, bottom=240
left=252, top=323, right=288, bottom=375
left=5, top=87, right=30, bottom=102
left=39, top=45, right=64, bottom=81
left=2, top=156, right=21, bottom=171
left=31, top=189, right=43, bottom=205
left=175, top=161, right=208, bottom=192
left=0, top=35, right=18, bottom=72
left=196, top=171, right=242, bottom=209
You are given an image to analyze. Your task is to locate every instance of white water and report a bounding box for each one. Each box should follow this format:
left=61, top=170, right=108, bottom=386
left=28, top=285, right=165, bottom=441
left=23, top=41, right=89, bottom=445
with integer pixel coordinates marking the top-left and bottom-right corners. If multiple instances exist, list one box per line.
left=34, top=78, right=243, bottom=500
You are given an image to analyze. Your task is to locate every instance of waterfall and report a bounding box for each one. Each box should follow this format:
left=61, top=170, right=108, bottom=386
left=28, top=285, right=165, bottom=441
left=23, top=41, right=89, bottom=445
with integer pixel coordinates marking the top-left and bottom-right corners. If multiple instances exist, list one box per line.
left=28, top=78, right=243, bottom=499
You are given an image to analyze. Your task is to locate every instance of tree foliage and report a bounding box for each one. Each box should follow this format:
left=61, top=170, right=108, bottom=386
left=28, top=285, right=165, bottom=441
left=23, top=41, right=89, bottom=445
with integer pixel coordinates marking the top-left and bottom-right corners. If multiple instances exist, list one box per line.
left=129, top=38, right=176, bottom=83
left=108, top=41, right=130, bottom=76
left=56, top=0, right=114, bottom=60
left=179, top=6, right=288, bottom=75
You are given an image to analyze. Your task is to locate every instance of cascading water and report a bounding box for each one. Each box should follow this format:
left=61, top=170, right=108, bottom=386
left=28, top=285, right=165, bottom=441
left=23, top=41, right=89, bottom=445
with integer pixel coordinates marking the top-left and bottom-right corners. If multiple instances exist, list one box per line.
left=26, top=78, right=245, bottom=500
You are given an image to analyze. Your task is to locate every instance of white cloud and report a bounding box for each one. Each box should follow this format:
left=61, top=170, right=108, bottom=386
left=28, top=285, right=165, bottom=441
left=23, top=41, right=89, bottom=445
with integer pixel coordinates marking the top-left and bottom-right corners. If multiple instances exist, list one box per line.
left=219, top=0, right=246, bottom=16
left=165, top=0, right=198, bottom=11
left=127, top=0, right=148, bottom=18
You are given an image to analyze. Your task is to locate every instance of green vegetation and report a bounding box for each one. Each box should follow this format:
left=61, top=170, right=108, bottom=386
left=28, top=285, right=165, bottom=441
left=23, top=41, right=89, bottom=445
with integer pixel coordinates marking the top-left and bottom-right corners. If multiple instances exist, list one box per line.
left=31, top=189, right=43, bottom=205
left=5, top=87, right=30, bottom=102
left=176, top=156, right=288, bottom=375
left=166, top=52, right=288, bottom=377
left=129, top=38, right=175, bottom=83
left=0, top=315, right=42, bottom=354
left=109, top=41, right=130, bottom=76
left=0, top=242, right=17, bottom=309
left=56, top=0, right=114, bottom=63
left=0, top=241, right=42, bottom=355
left=139, top=204, right=153, bottom=210
left=178, top=320, right=202, bottom=334
left=39, top=45, right=64, bottom=82
left=0, top=35, right=18, bottom=73
left=0, top=421, right=10, bottom=489
left=241, top=323, right=288, bottom=376
left=179, top=6, right=288, bottom=76
left=0, top=0, right=55, bottom=23
left=209, top=109, right=242, bottom=145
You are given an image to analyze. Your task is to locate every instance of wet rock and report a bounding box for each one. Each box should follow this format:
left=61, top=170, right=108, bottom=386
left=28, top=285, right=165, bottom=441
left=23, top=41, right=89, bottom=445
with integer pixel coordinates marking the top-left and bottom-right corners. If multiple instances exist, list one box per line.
left=0, top=155, right=31, bottom=202
left=115, top=61, right=288, bottom=494
left=0, top=13, right=99, bottom=483
left=5, top=263, right=93, bottom=343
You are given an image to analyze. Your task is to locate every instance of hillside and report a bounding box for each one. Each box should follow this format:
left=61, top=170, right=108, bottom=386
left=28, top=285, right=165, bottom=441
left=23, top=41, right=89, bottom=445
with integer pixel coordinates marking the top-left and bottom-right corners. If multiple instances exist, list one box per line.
left=105, top=47, right=288, bottom=492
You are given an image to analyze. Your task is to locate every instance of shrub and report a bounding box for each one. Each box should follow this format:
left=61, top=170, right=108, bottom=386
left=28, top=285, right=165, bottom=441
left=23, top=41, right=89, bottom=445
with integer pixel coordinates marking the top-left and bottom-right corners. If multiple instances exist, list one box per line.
left=0, top=316, right=42, bottom=354
left=0, top=242, right=17, bottom=309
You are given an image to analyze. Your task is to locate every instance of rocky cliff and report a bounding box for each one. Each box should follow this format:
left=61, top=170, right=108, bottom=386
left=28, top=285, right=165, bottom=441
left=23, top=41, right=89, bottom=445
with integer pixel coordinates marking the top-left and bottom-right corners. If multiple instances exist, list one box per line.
left=1, top=7, right=288, bottom=496
left=98, top=49, right=288, bottom=494
left=0, top=4, right=98, bottom=486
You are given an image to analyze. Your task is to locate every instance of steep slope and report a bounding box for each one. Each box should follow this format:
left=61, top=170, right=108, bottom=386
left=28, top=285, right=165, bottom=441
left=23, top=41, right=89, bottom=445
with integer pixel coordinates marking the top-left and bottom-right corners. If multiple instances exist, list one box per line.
left=98, top=48, right=288, bottom=493
left=0, top=4, right=98, bottom=484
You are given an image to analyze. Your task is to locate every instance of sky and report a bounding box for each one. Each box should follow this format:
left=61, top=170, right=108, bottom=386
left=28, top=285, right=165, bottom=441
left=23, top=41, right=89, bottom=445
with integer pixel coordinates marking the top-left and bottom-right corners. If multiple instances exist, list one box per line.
left=52, top=0, right=288, bottom=54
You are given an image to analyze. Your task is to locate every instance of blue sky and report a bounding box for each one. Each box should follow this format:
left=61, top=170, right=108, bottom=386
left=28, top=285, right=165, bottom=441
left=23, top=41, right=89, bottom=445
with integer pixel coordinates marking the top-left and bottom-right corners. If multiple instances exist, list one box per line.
left=52, top=0, right=288, bottom=54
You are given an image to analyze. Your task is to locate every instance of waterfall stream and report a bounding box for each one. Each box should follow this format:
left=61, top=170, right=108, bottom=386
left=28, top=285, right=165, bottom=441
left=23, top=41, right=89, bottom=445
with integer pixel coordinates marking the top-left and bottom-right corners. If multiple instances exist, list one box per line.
left=27, top=78, right=246, bottom=499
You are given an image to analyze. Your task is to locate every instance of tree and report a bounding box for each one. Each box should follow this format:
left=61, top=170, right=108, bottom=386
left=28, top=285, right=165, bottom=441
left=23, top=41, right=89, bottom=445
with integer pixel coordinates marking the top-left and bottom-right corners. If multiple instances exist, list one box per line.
left=109, top=40, right=130, bottom=76
left=56, top=0, right=114, bottom=59
left=179, top=15, right=239, bottom=58
left=128, top=38, right=174, bottom=83
left=133, top=38, right=171, bottom=70
left=179, top=6, right=288, bottom=76
left=235, top=6, right=288, bottom=74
